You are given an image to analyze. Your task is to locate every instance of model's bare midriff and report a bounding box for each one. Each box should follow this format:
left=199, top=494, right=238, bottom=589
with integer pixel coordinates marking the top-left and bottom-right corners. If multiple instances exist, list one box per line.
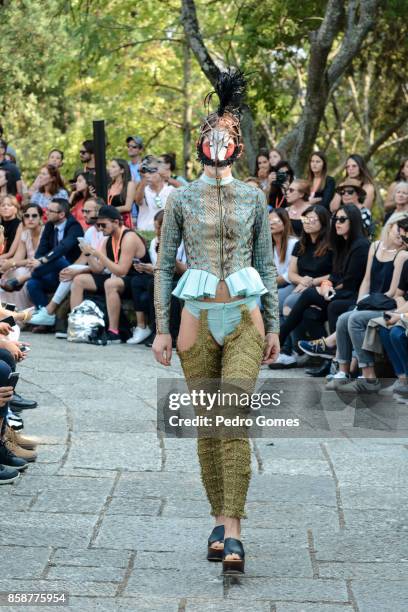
left=197, top=280, right=244, bottom=303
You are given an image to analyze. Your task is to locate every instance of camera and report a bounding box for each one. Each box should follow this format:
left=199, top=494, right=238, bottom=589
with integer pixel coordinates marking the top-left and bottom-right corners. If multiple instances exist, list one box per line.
left=272, top=170, right=288, bottom=187
left=140, top=156, right=159, bottom=175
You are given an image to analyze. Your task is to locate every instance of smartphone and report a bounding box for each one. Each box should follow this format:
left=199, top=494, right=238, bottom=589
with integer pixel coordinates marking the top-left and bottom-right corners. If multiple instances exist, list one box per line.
left=77, top=237, right=86, bottom=244
left=8, top=372, right=19, bottom=389
left=5, top=303, right=16, bottom=311
left=20, top=345, right=31, bottom=353
left=383, top=313, right=392, bottom=321
left=133, top=257, right=141, bottom=264
left=0, top=316, right=16, bottom=326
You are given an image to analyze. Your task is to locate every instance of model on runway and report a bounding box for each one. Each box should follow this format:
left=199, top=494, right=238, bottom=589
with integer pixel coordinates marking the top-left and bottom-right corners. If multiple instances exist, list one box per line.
left=153, top=69, right=280, bottom=574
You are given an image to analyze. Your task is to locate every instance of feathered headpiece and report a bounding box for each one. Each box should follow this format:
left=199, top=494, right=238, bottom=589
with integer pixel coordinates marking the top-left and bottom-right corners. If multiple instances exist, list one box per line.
left=197, top=68, right=247, bottom=167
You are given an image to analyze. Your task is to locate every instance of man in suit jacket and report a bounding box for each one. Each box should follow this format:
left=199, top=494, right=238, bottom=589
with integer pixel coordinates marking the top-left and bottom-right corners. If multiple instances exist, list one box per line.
left=27, top=198, right=83, bottom=310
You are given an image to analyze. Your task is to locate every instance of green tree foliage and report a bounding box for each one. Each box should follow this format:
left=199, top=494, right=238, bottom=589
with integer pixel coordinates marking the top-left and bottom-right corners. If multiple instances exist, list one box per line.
left=1, top=0, right=407, bottom=189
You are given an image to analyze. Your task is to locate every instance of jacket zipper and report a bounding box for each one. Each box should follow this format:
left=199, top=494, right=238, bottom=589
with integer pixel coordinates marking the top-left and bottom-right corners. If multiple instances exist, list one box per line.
left=216, top=177, right=224, bottom=280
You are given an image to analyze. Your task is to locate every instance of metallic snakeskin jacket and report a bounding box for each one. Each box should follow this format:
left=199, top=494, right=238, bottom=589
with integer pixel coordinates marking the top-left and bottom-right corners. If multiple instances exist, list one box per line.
left=153, top=175, right=279, bottom=335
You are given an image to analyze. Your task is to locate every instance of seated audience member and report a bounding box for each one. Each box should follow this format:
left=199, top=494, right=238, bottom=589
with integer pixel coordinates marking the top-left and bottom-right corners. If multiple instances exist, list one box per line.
left=0, top=169, right=14, bottom=198
left=134, top=156, right=175, bottom=231
left=284, top=179, right=311, bottom=236
left=130, top=210, right=187, bottom=347
left=330, top=154, right=376, bottom=211
left=333, top=178, right=372, bottom=236
left=244, top=177, right=263, bottom=189
left=308, top=151, right=335, bottom=209
left=25, top=198, right=83, bottom=312
left=73, top=140, right=96, bottom=181
left=29, top=149, right=65, bottom=194
left=267, top=160, right=295, bottom=210
left=255, top=151, right=272, bottom=192
left=282, top=204, right=369, bottom=360
left=383, top=181, right=408, bottom=224
left=30, top=165, right=68, bottom=211
left=273, top=205, right=332, bottom=367
left=0, top=195, right=22, bottom=264
left=69, top=172, right=96, bottom=229
left=304, top=212, right=408, bottom=391
left=29, top=198, right=105, bottom=328
left=107, top=158, right=136, bottom=228
left=0, top=139, right=22, bottom=196
left=269, top=208, right=298, bottom=315
left=384, top=158, right=408, bottom=213
left=0, top=203, right=44, bottom=310
left=376, top=218, right=408, bottom=401
left=158, top=153, right=188, bottom=187
left=70, top=206, right=147, bottom=344
left=269, top=148, right=285, bottom=168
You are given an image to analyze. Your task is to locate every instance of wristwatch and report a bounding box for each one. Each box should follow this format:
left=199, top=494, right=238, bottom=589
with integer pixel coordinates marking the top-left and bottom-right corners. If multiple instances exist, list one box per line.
left=400, top=313, right=406, bottom=320
left=39, top=257, right=48, bottom=264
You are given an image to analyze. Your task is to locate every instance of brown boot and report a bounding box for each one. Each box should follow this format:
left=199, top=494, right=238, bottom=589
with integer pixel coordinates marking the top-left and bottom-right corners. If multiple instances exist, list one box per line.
left=4, top=436, right=37, bottom=462
left=6, top=426, right=38, bottom=450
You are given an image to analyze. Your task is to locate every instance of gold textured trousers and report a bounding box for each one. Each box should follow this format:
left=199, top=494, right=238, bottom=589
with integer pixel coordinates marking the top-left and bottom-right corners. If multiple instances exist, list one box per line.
left=176, top=304, right=265, bottom=518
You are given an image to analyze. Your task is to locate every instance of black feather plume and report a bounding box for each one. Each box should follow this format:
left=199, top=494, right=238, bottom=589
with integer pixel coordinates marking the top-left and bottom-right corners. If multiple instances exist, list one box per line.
left=204, top=68, right=247, bottom=117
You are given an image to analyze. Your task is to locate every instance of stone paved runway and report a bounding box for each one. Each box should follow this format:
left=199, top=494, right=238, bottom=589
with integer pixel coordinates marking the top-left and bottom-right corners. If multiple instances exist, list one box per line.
left=0, top=334, right=407, bottom=611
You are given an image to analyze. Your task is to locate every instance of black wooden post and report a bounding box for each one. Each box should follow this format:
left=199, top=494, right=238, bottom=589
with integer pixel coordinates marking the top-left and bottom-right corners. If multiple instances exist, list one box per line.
left=93, top=120, right=108, bottom=202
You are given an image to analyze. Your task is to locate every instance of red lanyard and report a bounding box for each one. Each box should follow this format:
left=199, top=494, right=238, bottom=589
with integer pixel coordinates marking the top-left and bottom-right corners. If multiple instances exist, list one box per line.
left=275, top=194, right=285, bottom=209
left=111, top=228, right=124, bottom=264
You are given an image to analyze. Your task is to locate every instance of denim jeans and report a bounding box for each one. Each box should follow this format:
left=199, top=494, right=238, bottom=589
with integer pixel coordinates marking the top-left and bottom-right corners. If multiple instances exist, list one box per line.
left=336, top=309, right=378, bottom=367
left=27, top=257, right=71, bottom=308
left=378, top=325, right=408, bottom=377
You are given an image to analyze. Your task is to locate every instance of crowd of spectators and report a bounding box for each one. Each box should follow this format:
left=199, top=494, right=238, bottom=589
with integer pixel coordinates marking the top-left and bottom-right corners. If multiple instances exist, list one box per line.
left=0, top=125, right=407, bottom=482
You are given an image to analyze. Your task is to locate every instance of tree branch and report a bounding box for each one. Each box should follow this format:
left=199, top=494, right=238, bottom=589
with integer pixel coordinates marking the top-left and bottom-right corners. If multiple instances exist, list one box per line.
left=364, top=110, right=408, bottom=161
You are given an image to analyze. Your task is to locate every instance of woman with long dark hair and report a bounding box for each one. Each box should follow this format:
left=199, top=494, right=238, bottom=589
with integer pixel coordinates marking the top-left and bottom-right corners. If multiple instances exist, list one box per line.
left=69, top=172, right=96, bottom=229
left=269, top=208, right=298, bottom=314
left=331, top=154, right=376, bottom=212
left=272, top=205, right=332, bottom=367
left=307, top=151, right=335, bottom=209
left=107, top=158, right=137, bottom=228
left=267, top=160, right=295, bottom=210
left=255, top=150, right=272, bottom=192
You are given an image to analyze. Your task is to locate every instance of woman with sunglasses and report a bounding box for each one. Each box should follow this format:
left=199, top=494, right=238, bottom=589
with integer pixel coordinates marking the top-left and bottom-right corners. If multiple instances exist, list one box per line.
left=0, top=204, right=43, bottom=310
left=330, top=154, right=376, bottom=212
left=69, top=172, right=96, bottom=229
left=284, top=179, right=311, bottom=236
left=272, top=205, right=332, bottom=367
left=284, top=205, right=369, bottom=374
left=332, top=178, right=372, bottom=236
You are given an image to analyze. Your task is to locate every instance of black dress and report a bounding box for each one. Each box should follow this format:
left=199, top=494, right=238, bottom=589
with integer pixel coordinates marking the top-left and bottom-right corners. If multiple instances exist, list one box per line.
left=311, top=176, right=336, bottom=210
left=2, top=218, right=21, bottom=253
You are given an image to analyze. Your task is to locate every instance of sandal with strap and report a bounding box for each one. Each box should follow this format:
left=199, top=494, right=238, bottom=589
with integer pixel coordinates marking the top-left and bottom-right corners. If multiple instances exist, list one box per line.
left=207, top=524, right=224, bottom=562
left=1, top=278, right=24, bottom=293
left=222, top=537, right=245, bottom=574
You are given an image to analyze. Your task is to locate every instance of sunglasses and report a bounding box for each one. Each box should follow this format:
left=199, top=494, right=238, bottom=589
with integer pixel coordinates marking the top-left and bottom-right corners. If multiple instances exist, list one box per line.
left=127, top=144, right=139, bottom=149
left=47, top=209, right=60, bottom=214
left=338, top=188, right=356, bottom=196
left=23, top=213, right=40, bottom=219
left=301, top=216, right=319, bottom=224
left=96, top=222, right=108, bottom=229
left=286, top=187, right=298, bottom=193
left=334, top=216, right=349, bottom=224
left=79, top=150, right=88, bottom=155
left=81, top=209, right=96, bottom=214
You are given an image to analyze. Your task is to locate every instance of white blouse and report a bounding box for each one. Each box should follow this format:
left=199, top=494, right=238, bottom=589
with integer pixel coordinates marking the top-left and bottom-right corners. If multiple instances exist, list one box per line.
left=273, top=236, right=298, bottom=283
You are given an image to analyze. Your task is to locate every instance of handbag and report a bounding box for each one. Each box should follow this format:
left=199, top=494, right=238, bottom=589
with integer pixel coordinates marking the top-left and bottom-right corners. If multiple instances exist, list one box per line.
left=356, top=293, right=397, bottom=311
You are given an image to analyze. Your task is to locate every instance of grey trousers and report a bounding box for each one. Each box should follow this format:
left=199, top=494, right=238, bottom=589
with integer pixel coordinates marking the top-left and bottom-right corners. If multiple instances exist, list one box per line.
left=336, top=309, right=378, bottom=368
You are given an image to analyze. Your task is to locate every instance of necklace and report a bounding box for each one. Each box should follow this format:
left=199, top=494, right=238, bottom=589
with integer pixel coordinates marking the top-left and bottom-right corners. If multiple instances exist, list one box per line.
left=380, top=242, right=397, bottom=253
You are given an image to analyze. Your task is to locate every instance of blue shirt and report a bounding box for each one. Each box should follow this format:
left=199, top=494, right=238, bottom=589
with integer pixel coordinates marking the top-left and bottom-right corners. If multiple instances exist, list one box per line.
left=128, top=161, right=141, bottom=183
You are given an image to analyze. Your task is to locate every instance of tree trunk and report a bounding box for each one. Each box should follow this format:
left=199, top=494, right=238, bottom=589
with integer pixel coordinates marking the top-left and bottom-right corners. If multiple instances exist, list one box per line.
left=278, top=0, right=380, bottom=176
left=181, top=0, right=258, bottom=175
left=182, top=40, right=192, bottom=180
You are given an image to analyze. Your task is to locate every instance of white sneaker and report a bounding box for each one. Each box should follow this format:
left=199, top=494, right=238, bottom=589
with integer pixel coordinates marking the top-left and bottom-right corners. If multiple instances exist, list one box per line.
left=30, top=306, right=56, bottom=326
left=126, top=326, right=152, bottom=345
left=269, top=353, right=297, bottom=369
left=325, top=371, right=350, bottom=390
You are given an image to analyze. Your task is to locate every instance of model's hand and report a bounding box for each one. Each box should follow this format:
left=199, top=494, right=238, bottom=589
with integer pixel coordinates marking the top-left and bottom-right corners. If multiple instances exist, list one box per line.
left=262, top=332, right=280, bottom=365
left=152, top=333, right=172, bottom=366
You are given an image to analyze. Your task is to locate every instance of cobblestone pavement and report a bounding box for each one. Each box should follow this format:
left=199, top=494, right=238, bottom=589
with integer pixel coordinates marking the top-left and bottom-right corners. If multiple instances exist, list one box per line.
left=0, top=334, right=407, bottom=612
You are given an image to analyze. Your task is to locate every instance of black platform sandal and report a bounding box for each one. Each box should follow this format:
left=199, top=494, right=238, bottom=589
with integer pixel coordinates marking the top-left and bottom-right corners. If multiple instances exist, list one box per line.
left=207, top=524, right=225, bottom=562
left=222, top=537, right=245, bottom=574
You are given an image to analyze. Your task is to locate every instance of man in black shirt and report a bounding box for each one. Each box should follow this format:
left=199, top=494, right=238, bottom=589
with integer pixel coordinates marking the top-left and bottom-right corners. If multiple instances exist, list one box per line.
left=0, top=139, right=22, bottom=195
